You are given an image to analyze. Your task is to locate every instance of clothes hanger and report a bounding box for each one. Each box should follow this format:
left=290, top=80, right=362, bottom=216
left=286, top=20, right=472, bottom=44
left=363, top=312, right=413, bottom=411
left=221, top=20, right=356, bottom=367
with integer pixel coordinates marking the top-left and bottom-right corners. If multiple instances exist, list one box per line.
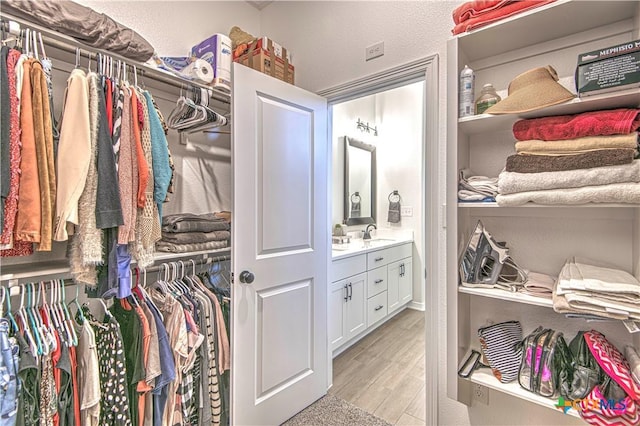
left=57, top=280, right=77, bottom=346
left=39, top=280, right=60, bottom=352
left=68, top=283, right=86, bottom=326
left=4, top=286, right=19, bottom=334
left=24, top=283, right=45, bottom=355
left=16, top=284, right=39, bottom=358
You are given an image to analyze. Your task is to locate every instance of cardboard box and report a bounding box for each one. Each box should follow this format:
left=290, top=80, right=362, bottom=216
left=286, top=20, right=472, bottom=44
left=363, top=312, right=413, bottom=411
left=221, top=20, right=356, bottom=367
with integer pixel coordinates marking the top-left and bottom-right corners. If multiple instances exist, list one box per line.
left=576, top=39, right=640, bottom=97
left=191, top=33, right=233, bottom=92
left=234, top=37, right=295, bottom=85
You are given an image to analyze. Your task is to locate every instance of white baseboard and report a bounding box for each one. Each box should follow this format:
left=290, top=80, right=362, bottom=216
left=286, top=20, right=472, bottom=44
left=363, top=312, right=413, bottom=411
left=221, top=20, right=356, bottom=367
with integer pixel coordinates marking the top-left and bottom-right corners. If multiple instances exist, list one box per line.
left=408, top=301, right=425, bottom=311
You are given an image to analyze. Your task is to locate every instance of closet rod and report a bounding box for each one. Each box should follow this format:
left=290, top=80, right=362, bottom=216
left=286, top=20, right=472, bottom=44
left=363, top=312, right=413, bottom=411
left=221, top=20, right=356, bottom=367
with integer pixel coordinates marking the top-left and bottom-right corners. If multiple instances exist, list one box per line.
left=140, top=254, right=231, bottom=275
left=0, top=13, right=231, bottom=104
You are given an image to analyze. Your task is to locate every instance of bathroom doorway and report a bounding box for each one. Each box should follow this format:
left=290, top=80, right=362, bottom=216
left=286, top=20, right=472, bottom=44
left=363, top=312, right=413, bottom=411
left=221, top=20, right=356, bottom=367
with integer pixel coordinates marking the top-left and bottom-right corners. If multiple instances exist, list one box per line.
left=319, top=55, right=439, bottom=425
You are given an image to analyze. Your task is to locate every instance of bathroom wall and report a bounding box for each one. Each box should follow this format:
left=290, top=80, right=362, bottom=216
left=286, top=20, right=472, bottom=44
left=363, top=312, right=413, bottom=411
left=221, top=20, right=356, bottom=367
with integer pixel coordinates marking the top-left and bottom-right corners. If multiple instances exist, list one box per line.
left=332, top=81, right=425, bottom=309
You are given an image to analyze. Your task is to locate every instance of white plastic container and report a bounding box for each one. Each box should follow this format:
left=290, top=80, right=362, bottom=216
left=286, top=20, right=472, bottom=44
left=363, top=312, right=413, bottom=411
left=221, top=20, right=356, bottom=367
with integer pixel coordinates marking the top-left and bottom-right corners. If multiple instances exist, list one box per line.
left=459, top=65, right=475, bottom=118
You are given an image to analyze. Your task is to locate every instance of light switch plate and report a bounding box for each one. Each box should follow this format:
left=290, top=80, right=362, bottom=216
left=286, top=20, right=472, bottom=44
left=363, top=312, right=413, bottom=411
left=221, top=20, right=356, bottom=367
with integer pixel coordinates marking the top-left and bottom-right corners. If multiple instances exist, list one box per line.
left=401, top=206, right=413, bottom=217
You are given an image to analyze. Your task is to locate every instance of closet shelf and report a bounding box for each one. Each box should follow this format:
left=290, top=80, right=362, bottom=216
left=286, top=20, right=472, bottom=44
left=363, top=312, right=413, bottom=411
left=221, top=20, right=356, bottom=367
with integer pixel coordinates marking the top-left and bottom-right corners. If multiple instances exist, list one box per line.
left=456, top=0, right=636, bottom=63
left=468, top=370, right=580, bottom=419
left=457, top=88, right=640, bottom=136
left=458, top=202, right=639, bottom=208
left=0, top=248, right=231, bottom=284
left=459, top=287, right=552, bottom=308
left=0, top=12, right=231, bottom=104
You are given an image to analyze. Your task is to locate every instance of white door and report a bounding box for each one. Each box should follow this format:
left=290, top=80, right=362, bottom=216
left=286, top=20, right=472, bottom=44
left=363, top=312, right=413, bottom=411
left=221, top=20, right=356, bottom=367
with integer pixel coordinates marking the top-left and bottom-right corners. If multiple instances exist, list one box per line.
left=232, top=63, right=329, bottom=426
left=387, top=261, right=401, bottom=312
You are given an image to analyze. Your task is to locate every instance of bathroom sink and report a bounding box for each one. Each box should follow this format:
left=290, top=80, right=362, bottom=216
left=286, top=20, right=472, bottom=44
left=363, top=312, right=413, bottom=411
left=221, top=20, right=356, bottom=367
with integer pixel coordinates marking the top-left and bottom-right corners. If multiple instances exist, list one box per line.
left=361, top=238, right=396, bottom=248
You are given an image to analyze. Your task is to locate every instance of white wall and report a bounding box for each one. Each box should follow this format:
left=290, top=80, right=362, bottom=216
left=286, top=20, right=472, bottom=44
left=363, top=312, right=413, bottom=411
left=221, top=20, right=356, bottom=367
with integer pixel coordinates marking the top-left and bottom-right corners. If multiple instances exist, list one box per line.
left=76, top=0, right=262, bottom=57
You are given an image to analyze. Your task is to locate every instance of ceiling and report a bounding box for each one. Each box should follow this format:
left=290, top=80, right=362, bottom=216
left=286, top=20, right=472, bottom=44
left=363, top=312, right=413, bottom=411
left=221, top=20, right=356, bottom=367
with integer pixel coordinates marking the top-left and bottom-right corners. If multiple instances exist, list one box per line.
left=246, top=1, right=273, bottom=11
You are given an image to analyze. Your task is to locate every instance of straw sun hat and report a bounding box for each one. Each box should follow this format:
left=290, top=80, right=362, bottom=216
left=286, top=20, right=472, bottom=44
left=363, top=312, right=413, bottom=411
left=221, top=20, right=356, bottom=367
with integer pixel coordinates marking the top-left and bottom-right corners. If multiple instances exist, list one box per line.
left=485, top=65, right=575, bottom=114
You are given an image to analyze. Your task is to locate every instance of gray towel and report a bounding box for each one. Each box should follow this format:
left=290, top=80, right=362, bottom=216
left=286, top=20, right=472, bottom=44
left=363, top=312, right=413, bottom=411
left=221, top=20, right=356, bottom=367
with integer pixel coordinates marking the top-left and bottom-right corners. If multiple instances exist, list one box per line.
left=387, top=201, right=401, bottom=223
left=350, top=201, right=361, bottom=218
left=161, top=230, right=230, bottom=244
left=505, top=149, right=637, bottom=173
left=162, top=213, right=230, bottom=233
left=155, top=239, right=228, bottom=253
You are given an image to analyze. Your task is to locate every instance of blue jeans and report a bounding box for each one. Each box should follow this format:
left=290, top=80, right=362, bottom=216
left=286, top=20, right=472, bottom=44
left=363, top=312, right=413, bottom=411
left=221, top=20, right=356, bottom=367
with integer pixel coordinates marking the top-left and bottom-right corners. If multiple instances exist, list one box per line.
left=0, top=318, right=18, bottom=426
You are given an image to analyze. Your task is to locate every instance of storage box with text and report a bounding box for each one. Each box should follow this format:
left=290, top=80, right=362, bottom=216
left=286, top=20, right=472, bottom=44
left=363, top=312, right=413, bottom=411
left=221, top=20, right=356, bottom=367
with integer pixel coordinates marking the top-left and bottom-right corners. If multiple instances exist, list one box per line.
left=575, top=39, right=640, bottom=97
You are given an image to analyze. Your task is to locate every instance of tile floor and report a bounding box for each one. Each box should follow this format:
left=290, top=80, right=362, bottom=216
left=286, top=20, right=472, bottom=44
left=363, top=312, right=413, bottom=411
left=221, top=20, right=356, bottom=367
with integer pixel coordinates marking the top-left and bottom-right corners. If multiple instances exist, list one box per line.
left=330, top=308, right=426, bottom=425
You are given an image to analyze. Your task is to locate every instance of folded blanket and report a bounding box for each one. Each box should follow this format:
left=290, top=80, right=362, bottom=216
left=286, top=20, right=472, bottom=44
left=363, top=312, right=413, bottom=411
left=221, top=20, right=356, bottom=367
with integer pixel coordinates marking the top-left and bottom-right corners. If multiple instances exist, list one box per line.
left=498, top=160, right=640, bottom=195
left=513, top=108, right=640, bottom=141
left=496, top=182, right=640, bottom=206
left=155, top=239, right=228, bottom=253
left=515, top=133, right=639, bottom=154
left=552, top=261, right=634, bottom=321
left=557, top=258, right=640, bottom=299
left=452, top=0, right=555, bottom=35
left=505, top=149, right=636, bottom=173
left=161, top=230, right=231, bottom=245
left=162, top=212, right=230, bottom=233
left=453, top=0, right=511, bottom=24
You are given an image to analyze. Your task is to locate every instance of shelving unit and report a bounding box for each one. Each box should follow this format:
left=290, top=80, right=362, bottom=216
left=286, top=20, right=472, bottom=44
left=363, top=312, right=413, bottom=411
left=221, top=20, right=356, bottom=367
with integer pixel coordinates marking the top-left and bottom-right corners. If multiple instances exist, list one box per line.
left=446, top=1, right=640, bottom=423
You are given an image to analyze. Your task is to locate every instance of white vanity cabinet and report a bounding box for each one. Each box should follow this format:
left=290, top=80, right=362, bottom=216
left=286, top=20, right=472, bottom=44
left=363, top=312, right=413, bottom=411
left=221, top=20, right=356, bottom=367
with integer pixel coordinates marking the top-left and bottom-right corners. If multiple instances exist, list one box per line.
left=330, top=255, right=368, bottom=351
left=330, top=240, right=413, bottom=354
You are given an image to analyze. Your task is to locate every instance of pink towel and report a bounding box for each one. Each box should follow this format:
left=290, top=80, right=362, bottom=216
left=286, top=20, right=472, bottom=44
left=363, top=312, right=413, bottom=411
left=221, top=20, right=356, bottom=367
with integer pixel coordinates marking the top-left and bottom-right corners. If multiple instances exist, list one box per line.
left=513, top=108, right=640, bottom=141
left=452, top=0, right=511, bottom=25
left=452, top=0, right=555, bottom=35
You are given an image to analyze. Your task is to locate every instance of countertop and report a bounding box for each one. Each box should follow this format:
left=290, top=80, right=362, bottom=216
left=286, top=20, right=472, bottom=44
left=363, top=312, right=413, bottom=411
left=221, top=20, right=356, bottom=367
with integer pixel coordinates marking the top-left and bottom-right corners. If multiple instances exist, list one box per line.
left=331, top=229, right=413, bottom=260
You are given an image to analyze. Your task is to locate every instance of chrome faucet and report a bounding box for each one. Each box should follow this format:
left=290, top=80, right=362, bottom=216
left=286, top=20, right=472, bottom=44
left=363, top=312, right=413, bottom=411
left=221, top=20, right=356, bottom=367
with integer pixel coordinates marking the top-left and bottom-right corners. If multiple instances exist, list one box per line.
left=363, top=223, right=377, bottom=240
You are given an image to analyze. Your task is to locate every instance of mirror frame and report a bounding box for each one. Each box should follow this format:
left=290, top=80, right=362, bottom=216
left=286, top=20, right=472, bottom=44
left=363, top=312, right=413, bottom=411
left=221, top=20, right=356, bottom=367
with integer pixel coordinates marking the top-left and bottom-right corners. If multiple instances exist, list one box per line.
left=343, top=136, right=376, bottom=226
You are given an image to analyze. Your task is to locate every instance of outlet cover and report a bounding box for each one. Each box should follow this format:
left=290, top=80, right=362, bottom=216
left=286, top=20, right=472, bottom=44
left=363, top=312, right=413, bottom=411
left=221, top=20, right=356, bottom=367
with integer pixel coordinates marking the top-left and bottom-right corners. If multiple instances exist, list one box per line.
left=401, top=206, right=413, bottom=217
left=365, top=41, right=384, bottom=61
left=473, top=383, right=489, bottom=405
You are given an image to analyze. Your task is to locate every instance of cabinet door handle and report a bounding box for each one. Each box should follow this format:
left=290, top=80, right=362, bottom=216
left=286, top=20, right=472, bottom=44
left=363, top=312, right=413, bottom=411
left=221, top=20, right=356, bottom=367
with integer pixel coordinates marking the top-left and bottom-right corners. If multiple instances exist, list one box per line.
left=375, top=257, right=384, bottom=262
left=375, top=305, right=384, bottom=311
left=400, top=263, right=405, bottom=277
left=348, top=283, right=353, bottom=300
left=374, top=279, right=383, bottom=284
left=344, top=284, right=348, bottom=302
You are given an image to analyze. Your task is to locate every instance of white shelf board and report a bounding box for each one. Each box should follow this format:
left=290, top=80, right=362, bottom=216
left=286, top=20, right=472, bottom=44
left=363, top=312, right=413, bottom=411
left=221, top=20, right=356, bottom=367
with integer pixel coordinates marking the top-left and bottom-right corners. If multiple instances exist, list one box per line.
left=458, top=88, right=640, bottom=135
left=459, top=202, right=639, bottom=208
left=459, top=286, right=553, bottom=308
left=455, top=0, right=637, bottom=63
left=468, top=370, right=581, bottom=419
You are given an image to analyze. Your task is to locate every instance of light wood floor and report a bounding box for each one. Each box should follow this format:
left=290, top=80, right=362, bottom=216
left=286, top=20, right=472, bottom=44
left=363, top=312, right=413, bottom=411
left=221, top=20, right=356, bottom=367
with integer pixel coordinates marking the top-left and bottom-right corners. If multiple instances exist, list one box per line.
left=330, top=308, right=426, bottom=425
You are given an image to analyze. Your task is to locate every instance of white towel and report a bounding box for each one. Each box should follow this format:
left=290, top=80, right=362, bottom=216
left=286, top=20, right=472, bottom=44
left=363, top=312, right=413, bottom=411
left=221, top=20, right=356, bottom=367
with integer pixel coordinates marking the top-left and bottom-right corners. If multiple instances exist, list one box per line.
left=496, top=182, right=640, bottom=206
left=498, top=160, right=640, bottom=195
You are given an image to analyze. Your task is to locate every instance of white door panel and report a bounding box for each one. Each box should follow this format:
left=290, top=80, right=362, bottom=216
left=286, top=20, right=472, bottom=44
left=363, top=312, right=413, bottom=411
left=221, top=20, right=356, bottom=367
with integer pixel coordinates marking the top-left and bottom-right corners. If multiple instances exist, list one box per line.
left=232, top=63, right=328, bottom=426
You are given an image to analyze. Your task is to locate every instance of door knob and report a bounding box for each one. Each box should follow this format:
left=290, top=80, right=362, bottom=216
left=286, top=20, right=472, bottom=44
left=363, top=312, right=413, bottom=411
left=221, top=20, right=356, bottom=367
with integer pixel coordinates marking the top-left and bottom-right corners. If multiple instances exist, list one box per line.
left=239, top=270, right=255, bottom=284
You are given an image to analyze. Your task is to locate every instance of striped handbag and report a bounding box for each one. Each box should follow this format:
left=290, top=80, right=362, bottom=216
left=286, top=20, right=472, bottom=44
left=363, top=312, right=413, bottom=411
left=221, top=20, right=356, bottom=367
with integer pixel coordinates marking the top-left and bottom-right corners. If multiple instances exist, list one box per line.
left=478, top=320, right=523, bottom=383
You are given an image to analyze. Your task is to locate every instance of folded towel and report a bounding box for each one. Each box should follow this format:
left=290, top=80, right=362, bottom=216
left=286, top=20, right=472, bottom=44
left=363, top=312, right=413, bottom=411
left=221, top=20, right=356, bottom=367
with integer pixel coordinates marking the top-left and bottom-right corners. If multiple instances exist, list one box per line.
left=453, top=0, right=510, bottom=24
left=452, top=0, right=555, bottom=35
left=161, top=230, right=230, bottom=245
left=515, top=133, right=639, bottom=155
left=505, top=149, right=636, bottom=173
left=496, top=182, right=640, bottom=206
left=459, top=170, right=498, bottom=197
left=498, top=160, right=640, bottom=195
left=557, top=257, right=640, bottom=299
left=155, top=239, right=228, bottom=253
left=513, top=108, right=640, bottom=141
left=162, top=213, right=230, bottom=233
left=521, top=271, right=555, bottom=298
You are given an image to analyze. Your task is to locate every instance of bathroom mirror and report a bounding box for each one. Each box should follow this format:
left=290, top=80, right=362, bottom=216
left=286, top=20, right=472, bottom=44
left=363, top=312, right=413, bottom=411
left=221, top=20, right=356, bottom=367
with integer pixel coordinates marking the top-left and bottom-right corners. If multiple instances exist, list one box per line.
left=344, top=136, right=376, bottom=225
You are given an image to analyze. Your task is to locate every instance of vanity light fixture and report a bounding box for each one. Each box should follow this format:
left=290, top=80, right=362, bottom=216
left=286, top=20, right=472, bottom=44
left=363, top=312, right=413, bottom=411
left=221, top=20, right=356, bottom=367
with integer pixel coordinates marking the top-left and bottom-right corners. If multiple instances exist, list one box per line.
left=356, top=118, right=378, bottom=136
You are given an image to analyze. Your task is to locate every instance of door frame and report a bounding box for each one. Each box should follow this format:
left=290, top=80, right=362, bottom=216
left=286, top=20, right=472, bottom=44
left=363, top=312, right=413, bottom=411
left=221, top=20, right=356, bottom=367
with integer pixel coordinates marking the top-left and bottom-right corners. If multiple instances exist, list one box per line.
left=317, top=54, right=440, bottom=426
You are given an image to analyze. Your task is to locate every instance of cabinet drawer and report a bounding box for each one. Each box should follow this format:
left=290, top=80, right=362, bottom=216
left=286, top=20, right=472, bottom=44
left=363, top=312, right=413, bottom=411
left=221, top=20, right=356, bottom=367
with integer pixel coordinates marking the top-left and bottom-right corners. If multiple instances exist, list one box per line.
left=367, top=291, right=388, bottom=327
left=366, top=242, right=412, bottom=269
left=332, top=254, right=366, bottom=282
left=367, top=266, right=387, bottom=297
